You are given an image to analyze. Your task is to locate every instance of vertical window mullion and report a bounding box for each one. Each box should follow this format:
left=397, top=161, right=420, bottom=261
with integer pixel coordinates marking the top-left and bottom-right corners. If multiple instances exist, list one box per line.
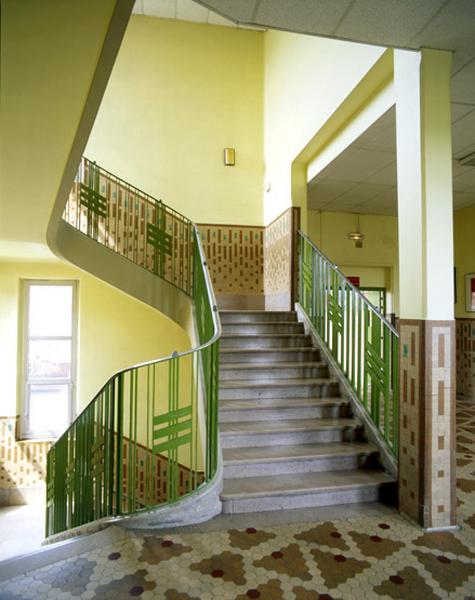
left=22, top=280, right=77, bottom=440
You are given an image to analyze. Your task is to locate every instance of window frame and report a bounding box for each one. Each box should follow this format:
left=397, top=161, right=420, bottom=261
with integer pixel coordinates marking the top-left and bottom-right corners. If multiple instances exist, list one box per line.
left=20, top=279, right=78, bottom=440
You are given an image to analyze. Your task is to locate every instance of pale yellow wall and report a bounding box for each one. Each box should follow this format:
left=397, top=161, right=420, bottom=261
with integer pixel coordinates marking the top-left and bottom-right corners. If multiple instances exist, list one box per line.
left=339, top=266, right=387, bottom=289
left=0, top=0, right=124, bottom=255
left=454, top=205, right=475, bottom=319
left=0, top=260, right=191, bottom=422
left=86, top=17, right=264, bottom=226
left=263, top=31, right=385, bottom=224
left=307, top=210, right=399, bottom=314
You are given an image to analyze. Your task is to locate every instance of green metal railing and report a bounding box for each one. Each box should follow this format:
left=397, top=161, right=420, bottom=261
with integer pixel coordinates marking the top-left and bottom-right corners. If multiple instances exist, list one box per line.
left=46, top=158, right=220, bottom=537
left=298, top=232, right=399, bottom=457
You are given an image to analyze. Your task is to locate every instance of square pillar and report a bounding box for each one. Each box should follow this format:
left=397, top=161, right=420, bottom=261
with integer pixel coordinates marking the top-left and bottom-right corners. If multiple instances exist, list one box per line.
left=395, top=49, right=456, bottom=529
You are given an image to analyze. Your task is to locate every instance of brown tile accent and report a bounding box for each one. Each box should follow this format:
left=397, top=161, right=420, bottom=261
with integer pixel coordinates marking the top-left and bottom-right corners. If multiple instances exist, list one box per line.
left=310, top=548, right=370, bottom=588
left=348, top=531, right=404, bottom=559
left=438, top=381, right=445, bottom=416
left=253, top=543, right=311, bottom=581
left=0, top=417, right=51, bottom=491
left=413, top=550, right=475, bottom=593
left=294, top=522, right=349, bottom=550
left=228, top=528, right=276, bottom=550
left=456, top=319, right=475, bottom=400
left=413, top=532, right=475, bottom=558
left=374, top=566, right=439, bottom=600
left=398, top=320, right=456, bottom=528
left=190, top=551, right=246, bottom=585
left=92, top=569, right=156, bottom=599
left=139, top=537, right=192, bottom=564
left=235, top=579, right=285, bottom=600
left=438, top=333, right=445, bottom=367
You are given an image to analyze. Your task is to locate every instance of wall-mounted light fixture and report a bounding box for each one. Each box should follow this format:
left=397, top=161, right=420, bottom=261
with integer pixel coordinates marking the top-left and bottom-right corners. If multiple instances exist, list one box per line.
left=348, top=215, right=364, bottom=248
left=224, top=148, right=235, bottom=166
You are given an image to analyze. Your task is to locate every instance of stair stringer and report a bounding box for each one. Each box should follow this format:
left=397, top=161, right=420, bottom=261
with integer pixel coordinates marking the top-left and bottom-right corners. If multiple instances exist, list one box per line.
left=295, top=302, right=398, bottom=479
left=44, top=219, right=223, bottom=539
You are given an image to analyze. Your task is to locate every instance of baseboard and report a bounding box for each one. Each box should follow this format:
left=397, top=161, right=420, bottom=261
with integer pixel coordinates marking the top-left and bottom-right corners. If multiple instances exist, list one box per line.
left=0, top=486, right=45, bottom=506
left=265, top=292, right=291, bottom=311
left=216, top=294, right=265, bottom=310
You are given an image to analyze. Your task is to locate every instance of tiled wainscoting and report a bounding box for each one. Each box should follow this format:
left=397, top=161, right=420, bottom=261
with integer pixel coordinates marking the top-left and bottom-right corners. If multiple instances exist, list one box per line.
left=198, top=206, right=300, bottom=311
left=456, top=318, right=475, bottom=400
left=398, top=320, right=456, bottom=529
left=0, top=417, right=51, bottom=505
left=197, top=224, right=265, bottom=309
left=264, top=207, right=300, bottom=311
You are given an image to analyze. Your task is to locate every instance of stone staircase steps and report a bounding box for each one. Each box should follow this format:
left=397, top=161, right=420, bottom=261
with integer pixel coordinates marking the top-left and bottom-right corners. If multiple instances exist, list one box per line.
left=220, top=361, right=329, bottom=381
left=220, top=334, right=312, bottom=349
left=219, top=397, right=351, bottom=422
left=220, top=347, right=321, bottom=364
left=220, top=418, right=364, bottom=448
left=221, top=469, right=394, bottom=514
left=222, top=442, right=380, bottom=477
left=218, top=308, right=395, bottom=514
left=219, top=378, right=340, bottom=400
left=220, top=310, right=297, bottom=323
left=222, top=322, right=304, bottom=335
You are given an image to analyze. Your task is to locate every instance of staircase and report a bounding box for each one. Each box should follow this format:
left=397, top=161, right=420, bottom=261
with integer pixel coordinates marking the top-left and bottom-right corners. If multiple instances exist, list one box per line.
left=218, top=310, right=395, bottom=514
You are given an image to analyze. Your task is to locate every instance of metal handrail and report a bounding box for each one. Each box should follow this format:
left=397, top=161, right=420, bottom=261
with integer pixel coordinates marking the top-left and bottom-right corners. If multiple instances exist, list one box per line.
left=46, top=158, right=221, bottom=536
left=298, top=231, right=399, bottom=457
left=299, top=231, right=398, bottom=336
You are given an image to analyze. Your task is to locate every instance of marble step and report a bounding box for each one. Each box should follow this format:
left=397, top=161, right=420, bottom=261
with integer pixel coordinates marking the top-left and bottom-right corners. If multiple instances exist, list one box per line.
left=220, top=347, right=321, bottom=364
left=219, top=361, right=329, bottom=382
left=222, top=442, right=380, bottom=478
left=220, top=334, right=312, bottom=349
left=222, top=322, right=304, bottom=335
left=219, top=418, right=364, bottom=448
left=221, top=469, right=394, bottom=513
left=219, top=378, right=340, bottom=400
left=220, top=311, right=297, bottom=324
left=219, top=397, right=351, bottom=422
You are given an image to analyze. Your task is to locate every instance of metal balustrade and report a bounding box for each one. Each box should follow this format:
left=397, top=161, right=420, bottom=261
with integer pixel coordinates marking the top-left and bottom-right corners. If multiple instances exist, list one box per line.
left=46, top=158, right=220, bottom=537
left=298, top=232, right=399, bottom=457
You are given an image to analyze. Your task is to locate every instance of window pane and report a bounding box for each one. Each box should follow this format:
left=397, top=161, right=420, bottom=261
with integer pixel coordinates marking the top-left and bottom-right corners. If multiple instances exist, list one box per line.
left=28, top=285, right=73, bottom=337
left=28, top=384, right=70, bottom=434
left=28, top=340, right=71, bottom=379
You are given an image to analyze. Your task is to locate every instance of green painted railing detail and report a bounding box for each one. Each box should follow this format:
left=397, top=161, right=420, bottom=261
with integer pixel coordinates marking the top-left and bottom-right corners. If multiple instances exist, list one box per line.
left=298, top=232, right=399, bottom=457
left=79, top=183, right=107, bottom=218
left=46, top=157, right=220, bottom=537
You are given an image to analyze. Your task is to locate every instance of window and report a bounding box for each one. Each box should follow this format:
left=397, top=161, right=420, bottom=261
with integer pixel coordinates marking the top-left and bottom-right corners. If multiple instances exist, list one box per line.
left=22, top=281, right=77, bottom=439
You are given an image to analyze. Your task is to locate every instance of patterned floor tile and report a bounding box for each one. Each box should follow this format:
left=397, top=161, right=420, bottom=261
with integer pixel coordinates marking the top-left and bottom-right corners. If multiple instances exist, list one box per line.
left=2, top=399, right=475, bottom=599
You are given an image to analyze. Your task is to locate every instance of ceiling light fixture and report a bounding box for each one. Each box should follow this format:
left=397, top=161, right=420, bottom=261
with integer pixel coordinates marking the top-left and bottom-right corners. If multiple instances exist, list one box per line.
left=348, top=215, right=364, bottom=248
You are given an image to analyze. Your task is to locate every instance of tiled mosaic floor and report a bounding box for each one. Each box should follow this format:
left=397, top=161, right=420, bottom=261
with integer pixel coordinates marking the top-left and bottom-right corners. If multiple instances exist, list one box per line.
left=2, top=401, right=475, bottom=600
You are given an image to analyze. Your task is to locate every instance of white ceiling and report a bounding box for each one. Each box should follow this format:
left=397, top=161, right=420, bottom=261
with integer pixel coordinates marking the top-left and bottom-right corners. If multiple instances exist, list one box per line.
left=195, top=1, right=475, bottom=104
left=132, top=0, right=263, bottom=29
left=308, top=105, right=475, bottom=215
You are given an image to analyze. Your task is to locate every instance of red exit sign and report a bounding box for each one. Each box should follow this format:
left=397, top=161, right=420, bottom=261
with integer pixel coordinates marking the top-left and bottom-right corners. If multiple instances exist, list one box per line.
left=347, top=276, right=360, bottom=287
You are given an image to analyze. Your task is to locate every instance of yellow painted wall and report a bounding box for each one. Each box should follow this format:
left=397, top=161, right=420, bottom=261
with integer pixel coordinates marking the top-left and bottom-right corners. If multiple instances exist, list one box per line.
left=0, top=260, right=191, bottom=423
left=86, top=17, right=264, bottom=226
left=0, top=0, right=124, bottom=255
left=307, top=210, right=399, bottom=314
left=263, top=31, right=385, bottom=224
left=454, top=205, right=475, bottom=319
